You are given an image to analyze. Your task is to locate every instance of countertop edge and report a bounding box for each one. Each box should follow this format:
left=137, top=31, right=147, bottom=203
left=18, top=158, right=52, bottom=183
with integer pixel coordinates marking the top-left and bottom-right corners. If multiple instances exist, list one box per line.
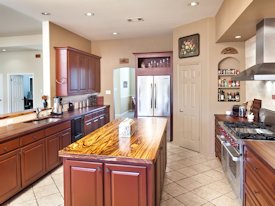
left=0, top=105, right=109, bottom=143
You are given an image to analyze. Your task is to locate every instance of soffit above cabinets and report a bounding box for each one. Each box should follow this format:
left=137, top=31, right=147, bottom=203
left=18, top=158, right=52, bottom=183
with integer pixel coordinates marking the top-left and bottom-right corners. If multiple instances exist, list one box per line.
left=217, top=0, right=275, bottom=43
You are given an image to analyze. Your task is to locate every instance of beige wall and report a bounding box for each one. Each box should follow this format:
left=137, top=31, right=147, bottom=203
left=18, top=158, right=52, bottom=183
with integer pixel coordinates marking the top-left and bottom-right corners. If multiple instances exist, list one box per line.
left=0, top=51, right=43, bottom=114
left=173, top=17, right=245, bottom=156
left=91, top=34, right=173, bottom=120
left=215, top=0, right=253, bottom=41
left=245, top=36, right=275, bottom=110
left=49, top=22, right=91, bottom=101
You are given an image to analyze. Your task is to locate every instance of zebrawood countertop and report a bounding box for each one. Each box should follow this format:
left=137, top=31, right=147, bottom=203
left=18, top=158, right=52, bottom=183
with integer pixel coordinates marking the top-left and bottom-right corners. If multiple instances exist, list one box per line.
left=0, top=106, right=109, bottom=143
left=59, top=117, right=167, bottom=164
left=245, top=140, right=275, bottom=172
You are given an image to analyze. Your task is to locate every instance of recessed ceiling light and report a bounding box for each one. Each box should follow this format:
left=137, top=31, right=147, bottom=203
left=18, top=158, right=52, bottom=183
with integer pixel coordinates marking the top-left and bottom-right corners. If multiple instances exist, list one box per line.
left=112, top=32, right=118, bottom=35
left=188, top=1, right=199, bottom=6
left=235, top=35, right=242, bottom=39
left=85, top=12, right=94, bottom=16
left=2, top=49, right=6, bottom=52
left=41, top=12, right=51, bottom=15
left=127, top=17, right=144, bottom=22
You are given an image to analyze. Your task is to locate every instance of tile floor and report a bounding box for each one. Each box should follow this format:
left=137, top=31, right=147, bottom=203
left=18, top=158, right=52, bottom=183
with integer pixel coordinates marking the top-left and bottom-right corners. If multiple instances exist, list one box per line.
left=3, top=142, right=241, bottom=206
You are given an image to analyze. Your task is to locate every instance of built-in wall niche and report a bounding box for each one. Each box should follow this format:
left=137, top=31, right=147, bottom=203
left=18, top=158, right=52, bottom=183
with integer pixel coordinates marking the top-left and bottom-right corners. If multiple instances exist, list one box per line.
left=137, top=56, right=171, bottom=68
left=217, top=56, right=241, bottom=102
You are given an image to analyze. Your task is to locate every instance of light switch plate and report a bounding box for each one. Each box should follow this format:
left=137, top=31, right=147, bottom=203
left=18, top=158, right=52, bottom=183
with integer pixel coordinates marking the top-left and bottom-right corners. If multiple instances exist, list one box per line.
left=106, top=90, right=111, bottom=95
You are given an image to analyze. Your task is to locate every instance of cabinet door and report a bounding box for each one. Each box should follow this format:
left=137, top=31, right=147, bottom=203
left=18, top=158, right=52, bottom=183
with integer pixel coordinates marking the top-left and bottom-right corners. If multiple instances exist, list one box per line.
left=79, top=55, right=89, bottom=92
left=104, top=164, right=147, bottom=206
left=68, top=50, right=80, bottom=95
left=0, top=150, right=21, bottom=204
left=84, top=119, right=94, bottom=135
left=88, top=57, right=96, bottom=92
left=46, top=133, right=61, bottom=171
left=21, top=139, right=45, bottom=187
left=64, top=160, right=103, bottom=206
left=99, top=115, right=105, bottom=128
left=60, top=128, right=72, bottom=149
left=94, top=57, right=101, bottom=93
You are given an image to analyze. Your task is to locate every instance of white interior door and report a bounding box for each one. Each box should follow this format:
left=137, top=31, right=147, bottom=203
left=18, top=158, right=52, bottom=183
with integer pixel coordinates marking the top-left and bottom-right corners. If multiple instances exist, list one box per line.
left=10, top=75, right=24, bottom=112
left=176, top=64, right=201, bottom=152
left=0, top=74, right=3, bottom=114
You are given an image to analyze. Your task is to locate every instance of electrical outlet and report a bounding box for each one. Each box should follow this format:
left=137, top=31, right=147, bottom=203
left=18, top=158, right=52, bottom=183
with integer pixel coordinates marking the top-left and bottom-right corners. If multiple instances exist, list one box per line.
left=272, top=95, right=275, bottom=100
left=105, top=90, right=111, bottom=95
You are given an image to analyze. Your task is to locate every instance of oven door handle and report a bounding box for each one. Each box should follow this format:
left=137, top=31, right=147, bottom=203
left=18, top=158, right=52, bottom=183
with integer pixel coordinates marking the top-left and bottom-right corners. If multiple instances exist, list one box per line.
left=216, top=135, right=225, bottom=143
left=222, top=141, right=241, bottom=162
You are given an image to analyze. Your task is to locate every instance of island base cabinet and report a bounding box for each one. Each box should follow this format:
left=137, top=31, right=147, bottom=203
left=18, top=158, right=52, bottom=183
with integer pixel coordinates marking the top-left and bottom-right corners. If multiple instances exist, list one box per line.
left=21, top=139, right=45, bottom=187
left=104, top=164, right=147, bottom=206
left=0, top=150, right=21, bottom=204
left=64, top=160, right=103, bottom=206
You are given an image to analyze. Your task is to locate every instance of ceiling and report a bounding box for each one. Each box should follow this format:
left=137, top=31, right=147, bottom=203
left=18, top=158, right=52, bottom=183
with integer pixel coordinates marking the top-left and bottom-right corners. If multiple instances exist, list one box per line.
left=0, top=0, right=223, bottom=41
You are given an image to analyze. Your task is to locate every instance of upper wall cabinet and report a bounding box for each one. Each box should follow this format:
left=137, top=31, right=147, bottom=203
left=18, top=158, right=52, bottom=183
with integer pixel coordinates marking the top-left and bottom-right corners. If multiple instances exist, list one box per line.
left=55, top=47, right=101, bottom=96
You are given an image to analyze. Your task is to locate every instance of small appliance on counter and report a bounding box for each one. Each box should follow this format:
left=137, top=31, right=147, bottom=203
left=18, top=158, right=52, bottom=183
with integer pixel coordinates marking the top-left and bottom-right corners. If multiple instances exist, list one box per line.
left=68, top=101, right=74, bottom=111
left=232, top=105, right=241, bottom=116
left=52, top=96, right=63, bottom=115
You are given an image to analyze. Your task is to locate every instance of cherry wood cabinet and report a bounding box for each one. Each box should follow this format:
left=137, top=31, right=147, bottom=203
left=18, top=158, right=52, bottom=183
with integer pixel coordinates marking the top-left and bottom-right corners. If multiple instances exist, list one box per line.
left=104, top=164, right=147, bottom=206
left=0, top=150, right=21, bottom=203
left=46, top=133, right=61, bottom=171
left=244, top=145, right=275, bottom=206
left=55, top=47, right=101, bottom=96
left=64, top=160, right=103, bottom=206
left=84, top=108, right=110, bottom=135
left=21, top=139, right=46, bottom=187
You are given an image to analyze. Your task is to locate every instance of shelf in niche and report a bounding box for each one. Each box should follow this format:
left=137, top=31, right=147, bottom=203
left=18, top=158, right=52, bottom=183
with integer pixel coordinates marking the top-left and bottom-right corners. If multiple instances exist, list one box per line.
left=218, top=87, right=240, bottom=89
left=218, top=74, right=237, bottom=77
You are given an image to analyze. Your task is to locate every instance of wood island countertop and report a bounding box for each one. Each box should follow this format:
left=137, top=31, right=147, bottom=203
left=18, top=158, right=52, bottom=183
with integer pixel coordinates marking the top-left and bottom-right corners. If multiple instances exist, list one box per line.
left=59, top=117, right=167, bottom=164
left=0, top=105, right=109, bottom=143
left=245, top=140, right=275, bottom=172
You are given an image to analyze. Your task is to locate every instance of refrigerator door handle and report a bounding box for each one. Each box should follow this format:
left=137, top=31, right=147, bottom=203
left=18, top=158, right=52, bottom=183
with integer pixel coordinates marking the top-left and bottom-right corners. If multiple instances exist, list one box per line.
left=151, top=83, right=153, bottom=108
left=154, top=83, right=157, bottom=109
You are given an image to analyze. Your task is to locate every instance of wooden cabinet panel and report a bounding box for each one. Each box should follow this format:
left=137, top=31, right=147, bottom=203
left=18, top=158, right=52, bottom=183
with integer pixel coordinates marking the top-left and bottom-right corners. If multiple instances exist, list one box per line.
left=0, top=138, right=20, bottom=155
left=45, top=121, right=71, bottom=137
left=20, top=130, right=45, bottom=146
left=55, top=47, right=101, bottom=96
left=60, top=128, right=72, bottom=149
left=214, top=118, right=222, bottom=161
left=64, top=160, right=103, bottom=206
left=104, top=164, right=147, bottom=206
left=0, top=150, right=21, bottom=204
left=68, top=50, right=80, bottom=95
left=84, top=119, right=93, bottom=135
left=21, top=139, right=45, bottom=187
left=46, top=133, right=61, bottom=171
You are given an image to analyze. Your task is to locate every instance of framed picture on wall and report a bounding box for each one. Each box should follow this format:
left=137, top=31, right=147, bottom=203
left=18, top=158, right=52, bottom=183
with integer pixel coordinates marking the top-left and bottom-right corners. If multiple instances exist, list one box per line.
left=178, top=33, right=200, bottom=58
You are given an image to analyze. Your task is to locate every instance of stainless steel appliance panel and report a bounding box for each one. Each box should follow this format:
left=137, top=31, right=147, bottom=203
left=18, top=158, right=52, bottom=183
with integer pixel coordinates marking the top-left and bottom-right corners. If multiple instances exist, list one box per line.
left=154, top=75, right=170, bottom=116
left=137, top=76, right=154, bottom=116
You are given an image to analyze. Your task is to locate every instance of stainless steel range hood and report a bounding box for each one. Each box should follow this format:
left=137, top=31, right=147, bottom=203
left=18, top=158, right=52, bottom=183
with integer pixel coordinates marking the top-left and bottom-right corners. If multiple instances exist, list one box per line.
left=232, top=19, right=275, bottom=81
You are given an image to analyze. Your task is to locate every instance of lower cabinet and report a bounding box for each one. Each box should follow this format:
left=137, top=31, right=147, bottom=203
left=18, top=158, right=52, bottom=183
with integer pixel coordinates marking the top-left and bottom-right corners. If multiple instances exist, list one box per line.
left=0, top=150, right=21, bottom=203
left=214, top=117, right=222, bottom=161
left=21, top=139, right=46, bottom=187
left=46, top=133, right=61, bottom=171
left=104, top=164, right=147, bottom=206
left=64, top=160, right=103, bottom=206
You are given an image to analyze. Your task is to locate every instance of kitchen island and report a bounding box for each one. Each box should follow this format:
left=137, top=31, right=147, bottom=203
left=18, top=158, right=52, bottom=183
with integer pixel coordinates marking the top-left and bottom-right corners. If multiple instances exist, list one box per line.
left=59, top=117, right=167, bottom=206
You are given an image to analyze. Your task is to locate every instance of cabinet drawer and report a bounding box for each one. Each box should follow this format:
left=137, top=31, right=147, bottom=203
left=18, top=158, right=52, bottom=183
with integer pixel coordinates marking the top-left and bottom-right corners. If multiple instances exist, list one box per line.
left=0, top=138, right=20, bottom=155
left=45, top=121, right=71, bottom=136
left=245, top=166, right=274, bottom=205
left=20, top=130, right=45, bottom=146
left=244, top=146, right=275, bottom=197
left=84, top=112, right=93, bottom=122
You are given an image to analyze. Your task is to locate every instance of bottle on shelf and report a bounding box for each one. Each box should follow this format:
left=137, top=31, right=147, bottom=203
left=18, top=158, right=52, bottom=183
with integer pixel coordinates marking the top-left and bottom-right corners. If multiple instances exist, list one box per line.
left=235, top=92, right=240, bottom=102
left=220, top=90, right=225, bottom=101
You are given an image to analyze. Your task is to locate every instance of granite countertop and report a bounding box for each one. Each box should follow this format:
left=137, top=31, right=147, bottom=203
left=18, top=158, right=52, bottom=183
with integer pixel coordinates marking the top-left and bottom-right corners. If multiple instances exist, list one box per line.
left=215, top=114, right=249, bottom=122
left=59, top=117, right=167, bottom=164
left=245, top=140, right=275, bottom=172
left=0, top=105, right=109, bottom=143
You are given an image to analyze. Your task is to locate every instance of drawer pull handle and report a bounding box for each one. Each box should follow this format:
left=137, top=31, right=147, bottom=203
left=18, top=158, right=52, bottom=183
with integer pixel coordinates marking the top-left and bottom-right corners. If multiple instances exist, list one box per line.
left=253, top=167, right=258, bottom=171
left=86, top=122, right=92, bottom=126
left=97, top=167, right=101, bottom=172
left=94, top=119, right=98, bottom=123
left=105, top=168, right=110, bottom=173
left=254, top=191, right=260, bottom=195
left=3, top=147, right=8, bottom=152
left=62, top=132, right=70, bottom=137
left=100, top=116, right=104, bottom=120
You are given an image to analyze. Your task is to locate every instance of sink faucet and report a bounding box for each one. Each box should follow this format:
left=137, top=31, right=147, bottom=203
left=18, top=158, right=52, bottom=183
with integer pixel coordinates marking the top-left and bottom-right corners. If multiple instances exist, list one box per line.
left=36, top=108, right=42, bottom=119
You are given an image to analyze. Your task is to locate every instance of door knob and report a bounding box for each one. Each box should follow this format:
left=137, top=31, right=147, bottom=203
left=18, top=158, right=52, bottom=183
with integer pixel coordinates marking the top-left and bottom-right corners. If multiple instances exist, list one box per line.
left=179, top=109, right=183, bottom=112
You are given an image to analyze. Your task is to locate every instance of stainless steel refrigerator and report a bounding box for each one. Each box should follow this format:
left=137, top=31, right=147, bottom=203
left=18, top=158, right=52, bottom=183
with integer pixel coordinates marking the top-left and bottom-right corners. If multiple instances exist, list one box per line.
left=137, top=75, right=170, bottom=117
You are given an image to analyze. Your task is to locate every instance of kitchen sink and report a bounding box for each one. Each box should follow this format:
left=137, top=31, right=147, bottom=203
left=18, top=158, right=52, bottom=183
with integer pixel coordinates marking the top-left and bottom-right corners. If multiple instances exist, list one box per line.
left=24, top=117, right=62, bottom=124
